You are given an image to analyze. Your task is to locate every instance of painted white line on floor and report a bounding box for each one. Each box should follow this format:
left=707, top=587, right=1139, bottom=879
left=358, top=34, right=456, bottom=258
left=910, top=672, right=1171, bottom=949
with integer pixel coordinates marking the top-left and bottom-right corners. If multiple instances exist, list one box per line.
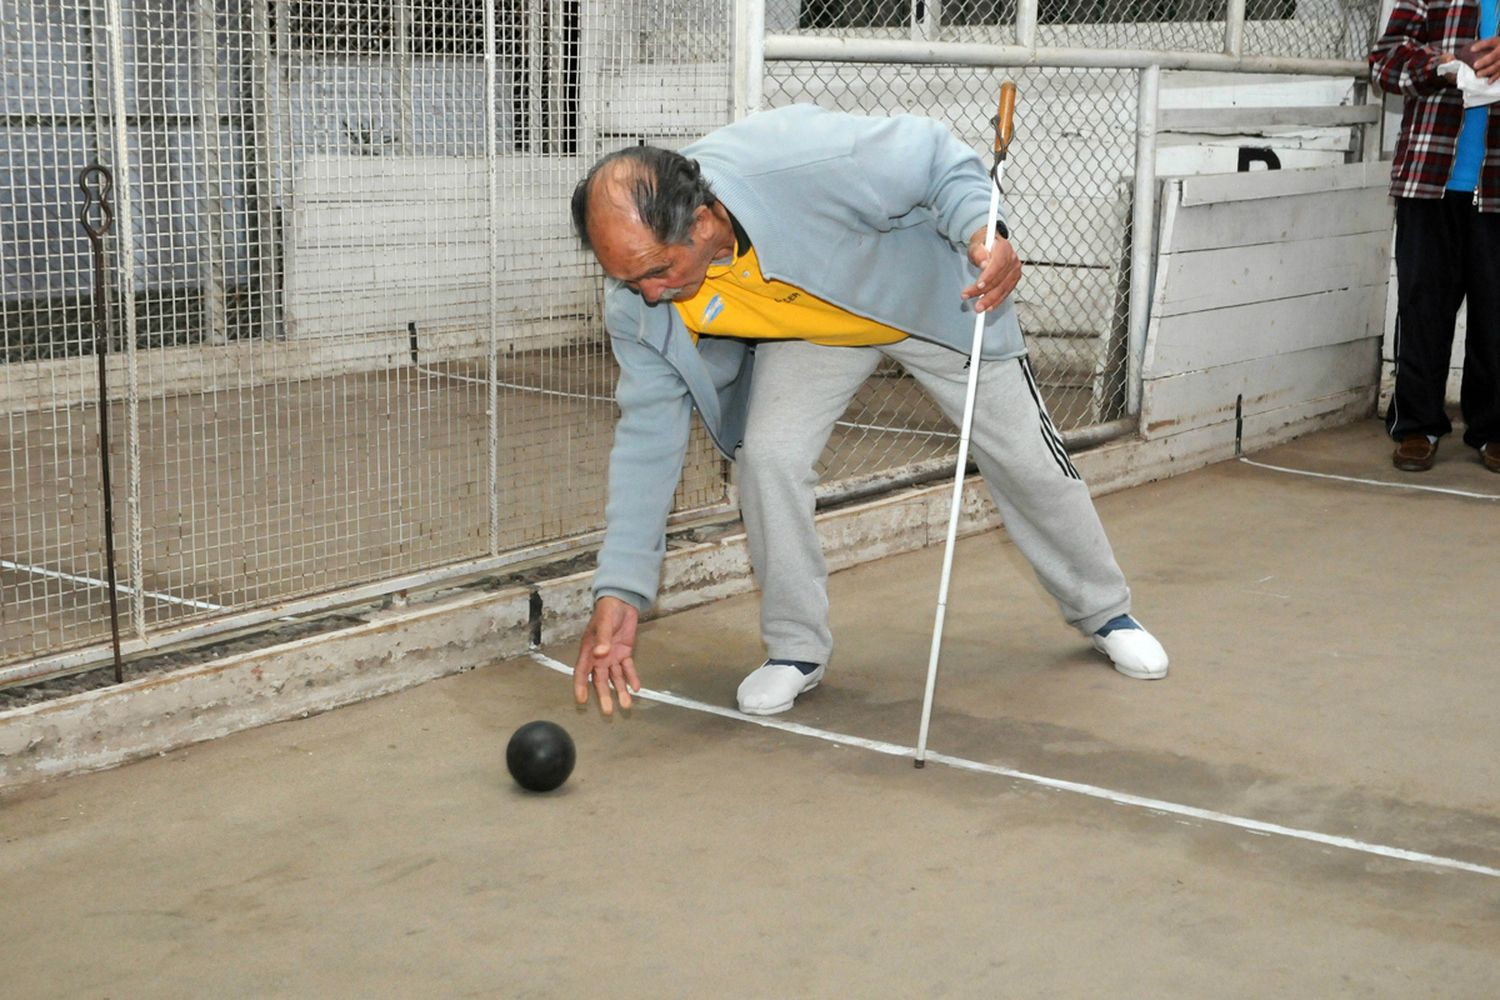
left=1, top=559, right=225, bottom=611
left=530, top=650, right=1500, bottom=880
left=414, top=365, right=614, bottom=403
left=1239, top=457, right=1500, bottom=501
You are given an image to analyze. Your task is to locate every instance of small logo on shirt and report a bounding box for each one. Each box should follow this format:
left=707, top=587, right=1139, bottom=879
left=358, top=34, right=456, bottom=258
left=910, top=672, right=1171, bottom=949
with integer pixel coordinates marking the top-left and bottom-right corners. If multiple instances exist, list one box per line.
left=702, top=294, right=725, bottom=327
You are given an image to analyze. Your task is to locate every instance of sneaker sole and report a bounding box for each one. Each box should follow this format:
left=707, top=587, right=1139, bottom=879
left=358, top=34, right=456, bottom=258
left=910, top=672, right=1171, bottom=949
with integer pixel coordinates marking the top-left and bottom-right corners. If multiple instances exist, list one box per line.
left=1112, top=662, right=1168, bottom=681
left=1092, top=638, right=1169, bottom=681
left=738, top=678, right=821, bottom=716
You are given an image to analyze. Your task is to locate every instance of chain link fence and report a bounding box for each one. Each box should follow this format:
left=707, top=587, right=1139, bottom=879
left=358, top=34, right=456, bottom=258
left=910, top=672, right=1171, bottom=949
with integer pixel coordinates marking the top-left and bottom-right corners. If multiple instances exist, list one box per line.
left=765, top=0, right=1375, bottom=56
left=4, top=0, right=1380, bottom=680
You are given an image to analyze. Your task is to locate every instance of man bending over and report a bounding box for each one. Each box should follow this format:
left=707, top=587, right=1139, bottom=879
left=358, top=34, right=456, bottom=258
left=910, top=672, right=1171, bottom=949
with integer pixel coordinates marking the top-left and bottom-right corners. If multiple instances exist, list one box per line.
left=569, top=106, right=1168, bottom=716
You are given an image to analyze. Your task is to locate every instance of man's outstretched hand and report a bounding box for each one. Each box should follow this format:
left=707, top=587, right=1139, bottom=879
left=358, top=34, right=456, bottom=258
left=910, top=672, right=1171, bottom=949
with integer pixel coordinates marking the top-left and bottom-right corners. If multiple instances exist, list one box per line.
left=962, top=230, right=1022, bottom=313
left=574, top=595, right=641, bottom=716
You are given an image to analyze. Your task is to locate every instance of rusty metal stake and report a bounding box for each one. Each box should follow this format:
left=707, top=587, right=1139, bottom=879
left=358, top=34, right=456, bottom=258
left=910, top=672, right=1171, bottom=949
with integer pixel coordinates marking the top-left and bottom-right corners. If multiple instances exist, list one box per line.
left=78, top=163, right=125, bottom=684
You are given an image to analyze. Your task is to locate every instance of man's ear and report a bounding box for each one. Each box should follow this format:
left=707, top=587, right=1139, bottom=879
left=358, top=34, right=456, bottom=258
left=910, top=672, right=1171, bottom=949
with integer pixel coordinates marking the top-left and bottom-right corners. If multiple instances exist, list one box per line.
left=691, top=204, right=715, bottom=238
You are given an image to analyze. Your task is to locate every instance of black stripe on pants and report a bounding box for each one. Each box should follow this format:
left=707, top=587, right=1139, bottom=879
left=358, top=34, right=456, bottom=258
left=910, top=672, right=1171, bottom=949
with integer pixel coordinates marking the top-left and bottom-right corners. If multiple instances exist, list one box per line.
left=1388, top=192, right=1500, bottom=449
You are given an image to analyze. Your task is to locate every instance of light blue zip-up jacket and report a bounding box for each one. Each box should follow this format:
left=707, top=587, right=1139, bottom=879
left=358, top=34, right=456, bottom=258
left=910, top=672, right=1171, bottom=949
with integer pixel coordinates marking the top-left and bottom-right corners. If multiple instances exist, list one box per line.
left=593, top=104, right=1025, bottom=611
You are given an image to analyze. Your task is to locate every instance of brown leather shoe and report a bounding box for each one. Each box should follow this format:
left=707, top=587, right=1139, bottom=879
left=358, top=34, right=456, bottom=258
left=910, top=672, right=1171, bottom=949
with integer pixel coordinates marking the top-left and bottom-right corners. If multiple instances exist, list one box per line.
left=1392, top=435, right=1438, bottom=472
left=1481, top=442, right=1500, bottom=474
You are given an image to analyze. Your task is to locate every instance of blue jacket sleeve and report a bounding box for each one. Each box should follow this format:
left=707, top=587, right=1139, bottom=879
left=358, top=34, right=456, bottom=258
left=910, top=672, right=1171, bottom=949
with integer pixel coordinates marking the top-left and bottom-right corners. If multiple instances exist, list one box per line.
left=844, top=113, right=1001, bottom=249
left=591, top=324, right=694, bottom=611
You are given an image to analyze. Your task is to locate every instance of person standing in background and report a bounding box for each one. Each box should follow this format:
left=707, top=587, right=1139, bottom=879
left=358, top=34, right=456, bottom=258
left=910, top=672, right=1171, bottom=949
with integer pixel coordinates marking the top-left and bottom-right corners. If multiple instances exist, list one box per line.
left=1371, top=0, right=1500, bottom=473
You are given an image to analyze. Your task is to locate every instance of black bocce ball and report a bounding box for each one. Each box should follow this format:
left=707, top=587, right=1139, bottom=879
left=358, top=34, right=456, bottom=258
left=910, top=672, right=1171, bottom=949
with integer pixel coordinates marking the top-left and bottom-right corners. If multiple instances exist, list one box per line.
left=506, top=720, right=576, bottom=792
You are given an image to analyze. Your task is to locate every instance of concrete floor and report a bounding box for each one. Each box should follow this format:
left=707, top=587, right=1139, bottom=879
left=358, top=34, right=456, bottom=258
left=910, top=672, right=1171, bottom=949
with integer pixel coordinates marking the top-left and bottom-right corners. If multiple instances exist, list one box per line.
left=2, top=419, right=1498, bottom=998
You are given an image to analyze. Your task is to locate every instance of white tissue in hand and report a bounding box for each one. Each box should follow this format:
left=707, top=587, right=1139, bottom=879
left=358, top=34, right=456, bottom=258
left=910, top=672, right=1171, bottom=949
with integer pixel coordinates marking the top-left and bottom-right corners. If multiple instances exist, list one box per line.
left=1439, top=59, right=1500, bottom=108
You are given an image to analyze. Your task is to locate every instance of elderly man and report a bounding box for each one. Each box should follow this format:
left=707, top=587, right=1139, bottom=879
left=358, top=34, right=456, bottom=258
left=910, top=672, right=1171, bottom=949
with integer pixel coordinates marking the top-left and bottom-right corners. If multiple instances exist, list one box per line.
left=569, top=105, right=1167, bottom=717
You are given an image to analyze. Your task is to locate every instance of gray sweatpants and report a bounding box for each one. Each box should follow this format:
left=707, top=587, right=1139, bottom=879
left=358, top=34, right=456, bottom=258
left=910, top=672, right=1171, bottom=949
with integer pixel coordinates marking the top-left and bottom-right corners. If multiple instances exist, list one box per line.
left=735, top=337, right=1131, bottom=665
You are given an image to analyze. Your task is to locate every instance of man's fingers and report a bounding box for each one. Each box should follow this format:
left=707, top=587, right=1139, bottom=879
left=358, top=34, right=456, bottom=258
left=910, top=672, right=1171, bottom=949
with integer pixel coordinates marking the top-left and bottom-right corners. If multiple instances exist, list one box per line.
left=571, top=599, right=640, bottom=717
left=572, top=644, right=594, bottom=705
left=593, top=668, right=615, bottom=716
left=969, top=257, right=1021, bottom=311
left=608, top=659, right=638, bottom=711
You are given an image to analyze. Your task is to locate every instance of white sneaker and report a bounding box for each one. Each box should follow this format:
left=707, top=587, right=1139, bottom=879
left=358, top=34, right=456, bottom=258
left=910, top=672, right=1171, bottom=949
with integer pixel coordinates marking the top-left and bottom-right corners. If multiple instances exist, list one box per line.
left=1092, top=624, right=1169, bottom=680
left=736, top=660, right=826, bottom=715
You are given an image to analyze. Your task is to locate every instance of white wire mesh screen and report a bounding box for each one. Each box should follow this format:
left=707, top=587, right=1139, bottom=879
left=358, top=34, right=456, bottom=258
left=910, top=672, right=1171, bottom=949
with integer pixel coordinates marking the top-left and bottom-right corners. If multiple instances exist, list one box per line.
left=2, top=0, right=733, bottom=668
left=4, top=0, right=1381, bottom=673
left=2, top=1, right=109, bottom=660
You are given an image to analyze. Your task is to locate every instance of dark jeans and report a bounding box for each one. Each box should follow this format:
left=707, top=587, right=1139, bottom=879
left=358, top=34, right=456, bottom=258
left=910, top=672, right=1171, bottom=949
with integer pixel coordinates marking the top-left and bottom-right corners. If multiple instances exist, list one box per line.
left=1388, top=193, right=1500, bottom=449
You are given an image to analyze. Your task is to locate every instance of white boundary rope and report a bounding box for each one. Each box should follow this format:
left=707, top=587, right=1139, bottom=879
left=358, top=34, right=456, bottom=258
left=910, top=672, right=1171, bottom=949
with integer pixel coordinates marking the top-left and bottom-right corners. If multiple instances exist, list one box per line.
left=413, top=363, right=616, bottom=404
left=1239, top=457, right=1500, bottom=501
left=2, top=559, right=225, bottom=611
left=530, top=651, right=1500, bottom=880
left=413, top=365, right=956, bottom=439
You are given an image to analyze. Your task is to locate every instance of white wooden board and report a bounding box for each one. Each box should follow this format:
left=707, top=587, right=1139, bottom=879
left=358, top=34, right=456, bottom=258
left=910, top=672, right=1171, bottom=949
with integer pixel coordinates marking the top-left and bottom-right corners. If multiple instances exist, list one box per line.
left=1155, top=229, right=1390, bottom=318
left=593, top=63, right=733, bottom=137
left=1164, top=186, right=1392, bottom=252
left=1175, top=160, right=1385, bottom=206
left=1146, top=284, right=1387, bottom=378
left=1142, top=338, right=1380, bottom=439
left=1140, top=161, right=1391, bottom=444
left=285, top=154, right=597, bottom=340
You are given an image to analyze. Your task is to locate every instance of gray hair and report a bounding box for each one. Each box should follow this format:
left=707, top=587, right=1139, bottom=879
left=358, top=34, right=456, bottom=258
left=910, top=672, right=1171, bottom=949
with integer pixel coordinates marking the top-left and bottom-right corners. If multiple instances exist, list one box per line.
left=571, top=145, right=718, bottom=250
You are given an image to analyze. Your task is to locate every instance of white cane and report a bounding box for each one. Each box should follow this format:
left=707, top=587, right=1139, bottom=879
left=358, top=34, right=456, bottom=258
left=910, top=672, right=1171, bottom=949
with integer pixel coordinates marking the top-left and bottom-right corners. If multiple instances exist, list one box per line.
left=915, top=81, right=1017, bottom=768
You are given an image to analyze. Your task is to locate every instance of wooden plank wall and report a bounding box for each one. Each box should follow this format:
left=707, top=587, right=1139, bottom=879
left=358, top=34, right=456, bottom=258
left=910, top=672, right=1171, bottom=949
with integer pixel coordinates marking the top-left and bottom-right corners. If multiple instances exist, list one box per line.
left=283, top=155, right=596, bottom=345
left=1141, top=162, right=1392, bottom=443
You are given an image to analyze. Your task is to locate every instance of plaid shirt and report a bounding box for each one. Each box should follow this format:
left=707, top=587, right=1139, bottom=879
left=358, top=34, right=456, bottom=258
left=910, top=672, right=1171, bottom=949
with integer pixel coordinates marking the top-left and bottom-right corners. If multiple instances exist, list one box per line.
left=1371, top=0, right=1500, bottom=210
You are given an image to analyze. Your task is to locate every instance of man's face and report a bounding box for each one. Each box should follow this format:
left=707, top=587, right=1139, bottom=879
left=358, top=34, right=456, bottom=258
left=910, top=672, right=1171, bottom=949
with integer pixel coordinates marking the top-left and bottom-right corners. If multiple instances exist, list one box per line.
left=587, top=201, right=719, bottom=306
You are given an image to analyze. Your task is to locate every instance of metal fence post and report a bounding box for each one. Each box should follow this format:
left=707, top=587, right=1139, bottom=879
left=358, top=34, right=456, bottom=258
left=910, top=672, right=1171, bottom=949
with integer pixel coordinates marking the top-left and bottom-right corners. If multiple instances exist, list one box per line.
left=99, top=0, right=146, bottom=642
left=484, top=0, right=502, bottom=556
left=1225, top=0, right=1247, bottom=58
left=395, top=0, right=415, bottom=150
left=735, top=0, right=766, bottom=120
left=1016, top=0, right=1038, bottom=50
left=1127, top=63, right=1160, bottom=419
left=195, top=0, right=227, bottom=346
left=913, top=0, right=941, bottom=41
left=249, top=3, right=273, bottom=342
